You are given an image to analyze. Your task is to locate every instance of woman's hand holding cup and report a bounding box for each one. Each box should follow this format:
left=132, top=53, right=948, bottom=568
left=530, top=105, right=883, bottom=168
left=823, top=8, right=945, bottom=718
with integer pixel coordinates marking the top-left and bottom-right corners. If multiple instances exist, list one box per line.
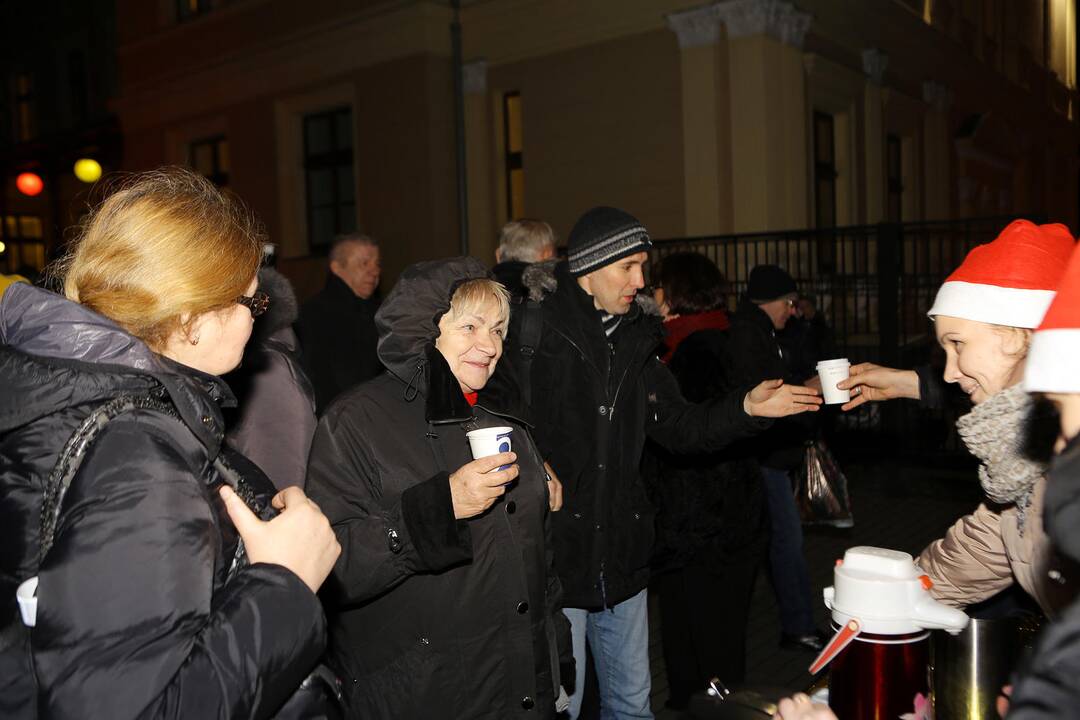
left=449, top=453, right=518, bottom=519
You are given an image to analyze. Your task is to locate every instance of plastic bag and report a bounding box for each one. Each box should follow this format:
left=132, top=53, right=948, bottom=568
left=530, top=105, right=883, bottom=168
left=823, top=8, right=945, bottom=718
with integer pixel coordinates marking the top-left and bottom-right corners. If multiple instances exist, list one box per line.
left=793, top=440, right=853, bottom=528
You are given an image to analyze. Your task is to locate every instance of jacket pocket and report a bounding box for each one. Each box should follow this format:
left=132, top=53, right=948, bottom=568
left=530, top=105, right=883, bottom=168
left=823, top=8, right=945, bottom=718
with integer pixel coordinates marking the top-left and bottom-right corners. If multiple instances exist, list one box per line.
left=344, top=638, right=438, bottom=719
left=613, top=496, right=656, bottom=576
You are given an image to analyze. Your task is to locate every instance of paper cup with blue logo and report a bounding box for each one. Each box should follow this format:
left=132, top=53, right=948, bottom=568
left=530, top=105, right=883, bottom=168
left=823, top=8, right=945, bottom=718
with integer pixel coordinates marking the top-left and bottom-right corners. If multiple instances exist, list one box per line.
left=466, top=426, right=513, bottom=472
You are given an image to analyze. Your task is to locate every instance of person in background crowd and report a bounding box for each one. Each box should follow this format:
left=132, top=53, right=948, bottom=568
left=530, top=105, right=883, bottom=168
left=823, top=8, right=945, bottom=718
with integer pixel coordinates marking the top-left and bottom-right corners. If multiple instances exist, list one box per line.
left=296, top=233, right=382, bottom=414
left=483, top=206, right=822, bottom=720
left=225, top=265, right=317, bottom=491
left=492, top=218, right=557, bottom=301
left=779, top=293, right=837, bottom=382
left=306, top=257, right=572, bottom=719
left=0, top=167, right=339, bottom=719
left=726, top=264, right=825, bottom=653
left=641, top=252, right=766, bottom=710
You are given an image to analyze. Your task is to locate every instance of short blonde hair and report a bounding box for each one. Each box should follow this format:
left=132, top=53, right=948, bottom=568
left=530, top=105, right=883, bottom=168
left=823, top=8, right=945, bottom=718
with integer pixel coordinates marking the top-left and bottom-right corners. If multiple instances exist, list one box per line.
left=56, top=167, right=264, bottom=350
left=446, top=278, right=511, bottom=337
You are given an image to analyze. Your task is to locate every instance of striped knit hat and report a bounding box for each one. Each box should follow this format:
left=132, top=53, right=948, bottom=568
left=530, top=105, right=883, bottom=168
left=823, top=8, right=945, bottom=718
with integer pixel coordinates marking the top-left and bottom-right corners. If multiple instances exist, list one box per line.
left=1026, top=239, right=1080, bottom=393
left=927, top=219, right=1075, bottom=328
left=567, top=206, right=652, bottom=277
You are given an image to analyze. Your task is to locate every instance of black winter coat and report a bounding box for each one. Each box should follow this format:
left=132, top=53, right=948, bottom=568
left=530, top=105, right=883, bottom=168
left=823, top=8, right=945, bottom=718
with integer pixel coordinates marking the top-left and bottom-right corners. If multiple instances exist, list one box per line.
left=0, top=283, right=325, bottom=720
left=483, top=261, right=769, bottom=610
left=641, top=318, right=767, bottom=574
left=727, top=296, right=815, bottom=471
left=1008, top=434, right=1080, bottom=718
left=306, top=257, right=570, bottom=720
left=295, top=273, right=381, bottom=414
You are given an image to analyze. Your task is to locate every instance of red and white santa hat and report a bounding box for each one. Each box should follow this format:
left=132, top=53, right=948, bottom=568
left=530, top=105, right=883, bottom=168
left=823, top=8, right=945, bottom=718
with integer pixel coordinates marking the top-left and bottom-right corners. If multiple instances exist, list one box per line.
left=1026, top=239, right=1080, bottom=393
left=928, top=219, right=1075, bottom=329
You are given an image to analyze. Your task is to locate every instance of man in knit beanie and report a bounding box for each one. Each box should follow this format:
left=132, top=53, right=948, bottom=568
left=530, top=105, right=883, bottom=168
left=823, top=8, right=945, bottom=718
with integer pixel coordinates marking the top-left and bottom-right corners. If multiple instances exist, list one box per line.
left=483, top=206, right=822, bottom=719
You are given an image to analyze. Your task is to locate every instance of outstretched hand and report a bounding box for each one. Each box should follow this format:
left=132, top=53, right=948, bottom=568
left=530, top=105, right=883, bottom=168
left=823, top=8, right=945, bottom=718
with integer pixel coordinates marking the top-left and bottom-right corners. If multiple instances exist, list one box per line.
left=835, top=362, right=920, bottom=411
left=776, top=694, right=837, bottom=719
left=744, top=379, right=822, bottom=418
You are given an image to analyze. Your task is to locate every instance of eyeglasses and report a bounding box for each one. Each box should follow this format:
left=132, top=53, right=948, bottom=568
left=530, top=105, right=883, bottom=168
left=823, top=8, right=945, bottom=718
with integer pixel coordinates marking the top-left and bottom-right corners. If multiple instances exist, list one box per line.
left=236, top=291, right=270, bottom=317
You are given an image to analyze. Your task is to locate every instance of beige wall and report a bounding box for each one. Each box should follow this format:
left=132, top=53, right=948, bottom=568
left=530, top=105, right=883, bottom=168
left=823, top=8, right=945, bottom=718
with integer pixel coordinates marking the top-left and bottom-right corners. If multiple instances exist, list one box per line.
left=488, top=29, right=685, bottom=243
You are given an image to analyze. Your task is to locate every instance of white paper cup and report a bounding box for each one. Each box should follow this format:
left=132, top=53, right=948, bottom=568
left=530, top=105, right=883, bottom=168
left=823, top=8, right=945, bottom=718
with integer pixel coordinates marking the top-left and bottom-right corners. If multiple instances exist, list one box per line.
left=17, top=576, right=38, bottom=627
left=466, top=426, right=513, bottom=470
left=816, top=358, right=851, bottom=405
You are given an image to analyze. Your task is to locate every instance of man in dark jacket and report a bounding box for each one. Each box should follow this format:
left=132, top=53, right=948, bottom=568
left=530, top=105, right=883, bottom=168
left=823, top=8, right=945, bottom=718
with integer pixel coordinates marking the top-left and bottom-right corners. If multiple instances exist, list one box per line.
left=726, top=265, right=824, bottom=653
left=492, top=218, right=556, bottom=301
left=295, top=233, right=382, bottom=414
left=484, top=208, right=822, bottom=719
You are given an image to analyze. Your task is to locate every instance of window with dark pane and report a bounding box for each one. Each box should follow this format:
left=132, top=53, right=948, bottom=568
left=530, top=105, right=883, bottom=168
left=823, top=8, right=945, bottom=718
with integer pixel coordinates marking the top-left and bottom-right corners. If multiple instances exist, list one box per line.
left=303, top=106, right=356, bottom=249
left=886, top=134, right=903, bottom=223
left=189, top=135, right=229, bottom=187
left=813, top=111, right=838, bottom=229
left=1, top=214, right=46, bottom=274
left=503, top=92, right=525, bottom=219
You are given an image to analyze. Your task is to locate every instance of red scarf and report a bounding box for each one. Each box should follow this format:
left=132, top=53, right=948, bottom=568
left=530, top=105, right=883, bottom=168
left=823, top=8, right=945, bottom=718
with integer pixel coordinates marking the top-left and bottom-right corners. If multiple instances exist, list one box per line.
left=464, top=391, right=479, bottom=406
left=660, top=310, right=730, bottom=363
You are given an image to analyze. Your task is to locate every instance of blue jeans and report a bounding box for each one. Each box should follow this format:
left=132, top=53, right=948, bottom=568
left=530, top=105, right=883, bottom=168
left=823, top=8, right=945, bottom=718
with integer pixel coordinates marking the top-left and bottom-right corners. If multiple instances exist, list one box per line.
left=562, top=588, right=654, bottom=720
left=761, top=466, right=817, bottom=636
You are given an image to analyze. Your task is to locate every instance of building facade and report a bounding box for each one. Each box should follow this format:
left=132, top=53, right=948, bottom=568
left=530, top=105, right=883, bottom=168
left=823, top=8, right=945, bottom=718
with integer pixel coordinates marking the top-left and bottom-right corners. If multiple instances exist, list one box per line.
left=105, top=0, right=1078, bottom=296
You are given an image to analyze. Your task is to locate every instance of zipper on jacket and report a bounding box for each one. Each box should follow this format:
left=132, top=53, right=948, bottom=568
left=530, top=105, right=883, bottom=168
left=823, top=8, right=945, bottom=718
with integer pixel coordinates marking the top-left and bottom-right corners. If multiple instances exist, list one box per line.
left=598, top=562, right=609, bottom=610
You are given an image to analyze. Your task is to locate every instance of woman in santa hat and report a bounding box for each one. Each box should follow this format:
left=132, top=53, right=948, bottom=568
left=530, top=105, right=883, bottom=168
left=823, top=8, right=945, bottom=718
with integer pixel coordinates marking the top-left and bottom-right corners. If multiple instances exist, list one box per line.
left=912, top=219, right=1077, bottom=617
left=775, top=220, right=1080, bottom=720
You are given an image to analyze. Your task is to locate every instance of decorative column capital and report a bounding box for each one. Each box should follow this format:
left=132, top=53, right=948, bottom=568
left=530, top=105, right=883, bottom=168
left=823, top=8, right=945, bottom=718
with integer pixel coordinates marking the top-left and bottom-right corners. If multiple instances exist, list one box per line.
left=463, top=60, right=487, bottom=95
left=861, top=48, right=888, bottom=85
left=667, top=4, right=723, bottom=48
left=921, top=80, right=954, bottom=112
left=714, top=0, right=813, bottom=49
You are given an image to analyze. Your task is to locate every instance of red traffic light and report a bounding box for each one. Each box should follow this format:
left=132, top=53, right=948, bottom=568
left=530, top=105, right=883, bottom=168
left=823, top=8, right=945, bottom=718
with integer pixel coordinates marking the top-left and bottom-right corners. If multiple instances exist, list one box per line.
left=16, top=172, right=44, bottom=197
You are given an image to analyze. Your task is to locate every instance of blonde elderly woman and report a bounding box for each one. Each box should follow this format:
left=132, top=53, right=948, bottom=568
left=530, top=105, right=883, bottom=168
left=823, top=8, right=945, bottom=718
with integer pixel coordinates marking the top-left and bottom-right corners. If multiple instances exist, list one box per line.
left=0, top=168, right=340, bottom=719
left=307, top=257, right=571, bottom=719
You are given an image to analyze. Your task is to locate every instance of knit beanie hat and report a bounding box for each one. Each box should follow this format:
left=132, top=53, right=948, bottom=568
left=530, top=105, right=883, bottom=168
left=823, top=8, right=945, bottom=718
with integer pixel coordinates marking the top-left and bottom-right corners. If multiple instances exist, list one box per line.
left=747, top=265, right=797, bottom=303
left=928, top=219, right=1075, bottom=328
left=567, top=206, right=652, bottom=277
left=1026, top=240, right=1080, bottom=393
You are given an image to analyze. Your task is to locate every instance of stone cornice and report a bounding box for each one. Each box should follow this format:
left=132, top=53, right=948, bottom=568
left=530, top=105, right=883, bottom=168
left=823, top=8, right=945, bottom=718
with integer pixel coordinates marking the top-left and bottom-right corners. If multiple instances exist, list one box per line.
left=713, top=0, right=812, bottom=49
left=861, top=48, right=888, bottom=85
left=666, top=4, right=722, bottom=49
left=463, top=60, right=487, bottom=95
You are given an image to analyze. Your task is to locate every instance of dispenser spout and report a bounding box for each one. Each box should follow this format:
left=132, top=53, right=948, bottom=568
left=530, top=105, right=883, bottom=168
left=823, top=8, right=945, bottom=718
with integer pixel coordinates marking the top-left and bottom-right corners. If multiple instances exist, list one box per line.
left=911, top=598, right=970, bottom=635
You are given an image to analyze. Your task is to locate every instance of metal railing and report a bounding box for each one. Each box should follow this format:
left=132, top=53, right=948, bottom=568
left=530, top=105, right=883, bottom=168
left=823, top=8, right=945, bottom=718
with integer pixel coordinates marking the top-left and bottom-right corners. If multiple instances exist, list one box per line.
left=648, top=216, right=1036, bottom=459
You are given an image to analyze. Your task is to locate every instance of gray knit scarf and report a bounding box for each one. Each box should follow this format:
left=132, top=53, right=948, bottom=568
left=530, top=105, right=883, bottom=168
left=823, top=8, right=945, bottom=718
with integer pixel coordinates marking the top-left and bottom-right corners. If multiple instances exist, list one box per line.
left=956, top=383, right=1045, bottom=533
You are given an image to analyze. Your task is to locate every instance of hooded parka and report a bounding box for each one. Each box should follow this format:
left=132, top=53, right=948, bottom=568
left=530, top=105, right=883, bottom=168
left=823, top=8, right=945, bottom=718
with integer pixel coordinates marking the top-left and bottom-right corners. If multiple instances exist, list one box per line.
left=481, top=260, right=770, bottom=610
left=305, top=257, right=570, bottom=720
left=0, top=283, right=326, bottom=720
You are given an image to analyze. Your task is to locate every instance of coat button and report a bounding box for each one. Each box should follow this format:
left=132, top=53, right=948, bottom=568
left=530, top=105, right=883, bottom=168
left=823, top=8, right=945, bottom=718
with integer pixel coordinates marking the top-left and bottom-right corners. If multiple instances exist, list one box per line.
left=506, top=501, right=517, bottom=514
left=516, top=601, right=529, bottom=614
left=387, top=528, right=402, bottom=553
left=572, top=512, right=582, bottom=520
left=597, top=463, right=605, bottom=470
left=201, top=415, right=213, bottom=426
left=598, top=405, right=607, bottom=415
left=521, top=696, right=534, bottom=710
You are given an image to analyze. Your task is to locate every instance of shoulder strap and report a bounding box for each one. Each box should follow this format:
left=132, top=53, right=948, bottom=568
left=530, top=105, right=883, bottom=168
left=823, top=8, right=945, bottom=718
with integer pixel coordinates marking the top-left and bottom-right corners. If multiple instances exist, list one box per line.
left=516, top=298, right=544, bottom=407
left=39, top=393, right=179, bottom=564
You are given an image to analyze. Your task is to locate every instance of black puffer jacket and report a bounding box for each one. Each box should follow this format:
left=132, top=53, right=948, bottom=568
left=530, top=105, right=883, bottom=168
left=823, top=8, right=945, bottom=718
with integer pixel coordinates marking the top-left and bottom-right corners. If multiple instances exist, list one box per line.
left=482, top=260, right=769, bottom=610
left=1008, top=434, right=1080, bottom=718
left=306, top=257, right=569, bottom=720
left=727, top=296, right=815, bottom=471
left=0, top=283, right=325, bottom=719
left=641, top=317, right=767, bottom=574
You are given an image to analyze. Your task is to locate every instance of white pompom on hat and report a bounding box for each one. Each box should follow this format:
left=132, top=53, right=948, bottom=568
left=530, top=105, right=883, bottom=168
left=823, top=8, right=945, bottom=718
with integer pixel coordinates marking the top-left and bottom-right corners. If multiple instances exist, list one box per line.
left=1026, top=239, right=1080, bottom=393
left=927, top=219, right=1076, bottom=329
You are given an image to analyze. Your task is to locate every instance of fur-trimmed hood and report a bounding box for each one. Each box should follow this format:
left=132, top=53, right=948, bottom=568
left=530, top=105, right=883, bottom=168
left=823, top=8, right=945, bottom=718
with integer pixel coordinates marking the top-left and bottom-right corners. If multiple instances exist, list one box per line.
left=520, top=259, right=661, bottom=317
left=252, top=267, right=300, bottom=345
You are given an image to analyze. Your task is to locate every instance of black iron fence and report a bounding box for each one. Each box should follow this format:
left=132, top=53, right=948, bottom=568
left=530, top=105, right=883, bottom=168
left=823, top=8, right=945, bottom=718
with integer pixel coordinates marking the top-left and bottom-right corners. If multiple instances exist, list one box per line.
left=649, top=217, right=1037, bottom=460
